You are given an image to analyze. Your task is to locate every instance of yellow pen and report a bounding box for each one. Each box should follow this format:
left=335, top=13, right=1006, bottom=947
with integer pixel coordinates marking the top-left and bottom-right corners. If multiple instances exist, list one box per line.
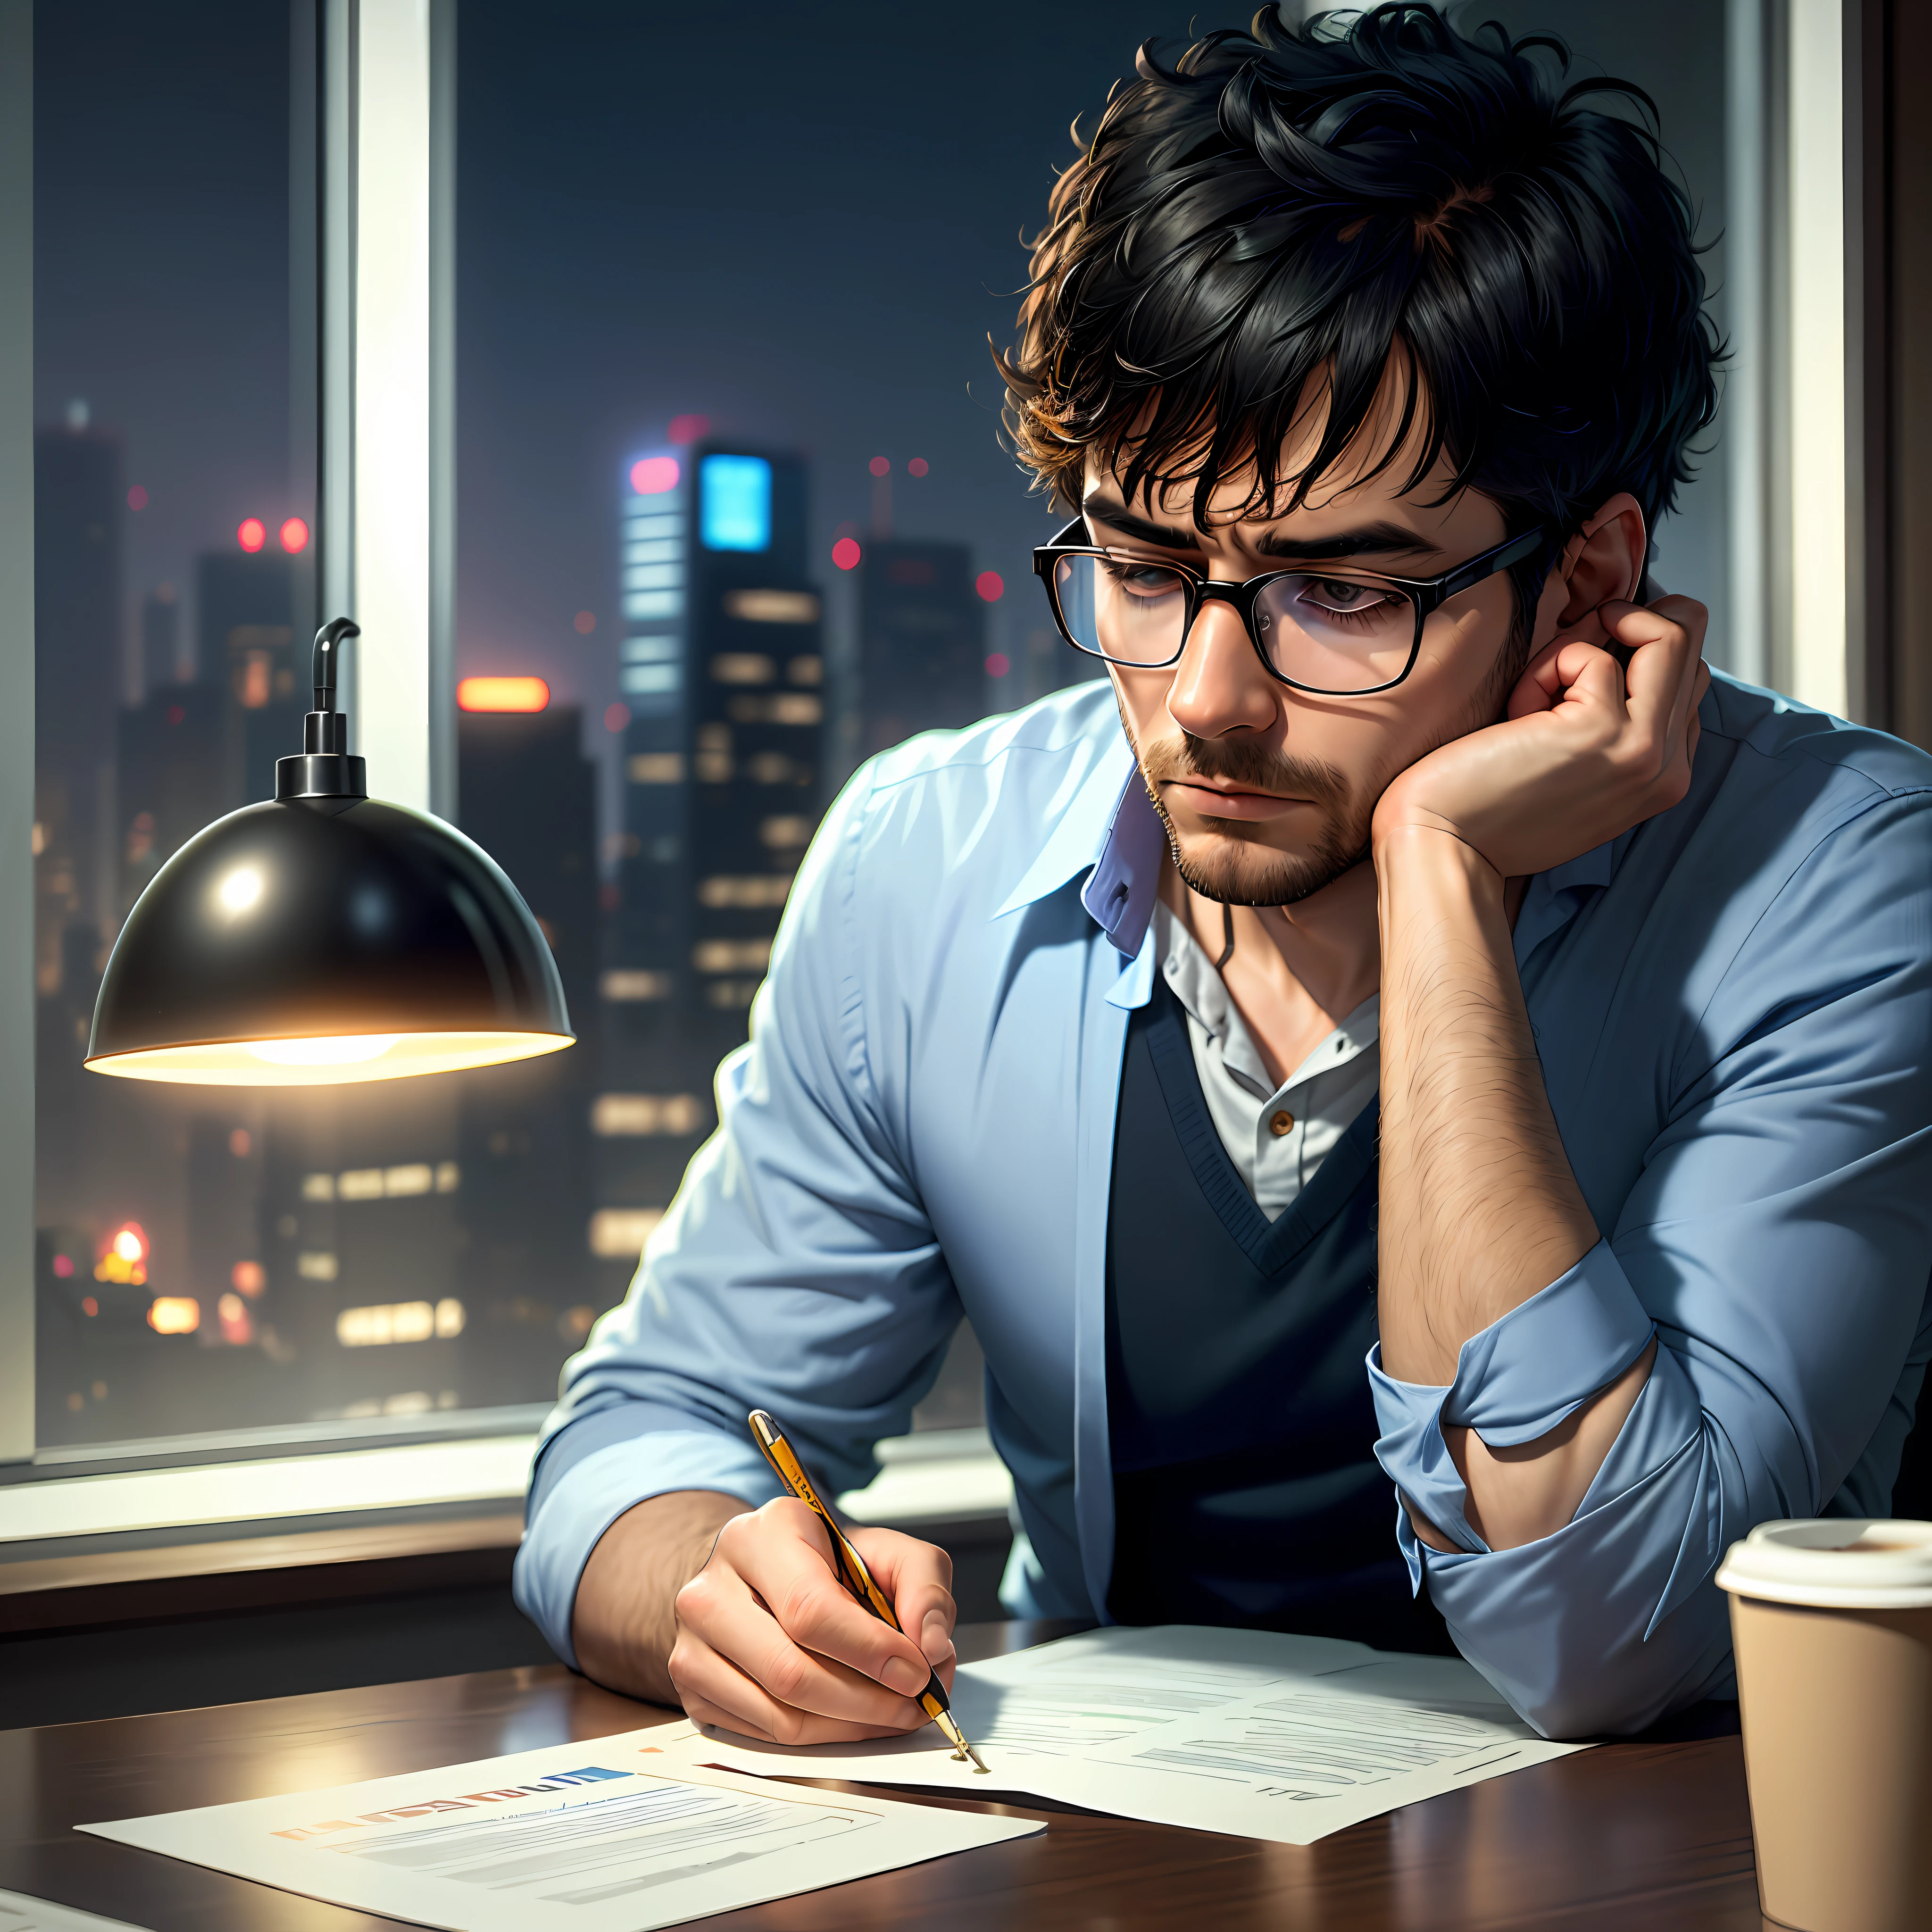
left=748, top=1408, right=989, bottom=1774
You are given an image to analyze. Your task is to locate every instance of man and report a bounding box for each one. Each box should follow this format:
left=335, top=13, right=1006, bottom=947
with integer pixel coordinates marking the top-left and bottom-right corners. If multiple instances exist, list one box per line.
left=514, top=6, right=1932, bottom=1740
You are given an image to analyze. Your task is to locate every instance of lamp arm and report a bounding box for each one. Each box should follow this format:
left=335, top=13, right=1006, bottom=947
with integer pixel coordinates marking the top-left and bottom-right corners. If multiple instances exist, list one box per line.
left=313, top=615, right=361, bottom=714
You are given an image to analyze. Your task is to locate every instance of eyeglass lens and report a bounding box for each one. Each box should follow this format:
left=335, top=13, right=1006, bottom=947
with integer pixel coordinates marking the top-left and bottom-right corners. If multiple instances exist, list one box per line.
left=1051, top=553, right=1417, bottom=692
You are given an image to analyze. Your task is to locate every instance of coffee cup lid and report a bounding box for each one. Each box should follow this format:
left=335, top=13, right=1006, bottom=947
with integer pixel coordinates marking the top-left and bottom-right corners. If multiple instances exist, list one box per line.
left=1715, top=1519, right=1932, bottom=1609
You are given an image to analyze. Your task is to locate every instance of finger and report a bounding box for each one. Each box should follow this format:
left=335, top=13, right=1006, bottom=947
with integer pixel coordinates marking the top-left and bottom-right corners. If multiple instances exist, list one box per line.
left=673, top=1635, right=927, bottom=1747
left=677, top=1553, right=931, bottom=1728
left=733, top=1506, right=936, bottom=1695
left=1599, top=599, right=1696, bottom=730
left=847, top=1527, right=958, bottom=1671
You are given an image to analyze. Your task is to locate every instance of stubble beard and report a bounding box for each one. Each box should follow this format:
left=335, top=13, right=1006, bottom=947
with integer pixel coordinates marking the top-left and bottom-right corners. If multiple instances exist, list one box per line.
left=1129, top=722, right=1376, bottom=907
left=1115, top=622, right=1526, bottom=909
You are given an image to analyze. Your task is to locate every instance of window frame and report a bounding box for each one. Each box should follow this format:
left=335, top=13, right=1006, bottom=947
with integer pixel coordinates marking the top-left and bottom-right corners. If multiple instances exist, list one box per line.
left=0, top=0, right=1886, bottom=1557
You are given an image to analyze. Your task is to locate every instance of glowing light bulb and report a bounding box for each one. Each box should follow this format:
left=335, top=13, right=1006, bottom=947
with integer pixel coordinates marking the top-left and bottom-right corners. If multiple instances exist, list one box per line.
left=247, top=1035, right=401, bottom=1067
left=114, top=1227, right=144, bottom=1263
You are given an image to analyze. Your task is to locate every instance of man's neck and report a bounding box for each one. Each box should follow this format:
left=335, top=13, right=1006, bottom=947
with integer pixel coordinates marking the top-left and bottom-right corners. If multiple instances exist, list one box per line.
left=1159, top=858, right=1382, bottom=1089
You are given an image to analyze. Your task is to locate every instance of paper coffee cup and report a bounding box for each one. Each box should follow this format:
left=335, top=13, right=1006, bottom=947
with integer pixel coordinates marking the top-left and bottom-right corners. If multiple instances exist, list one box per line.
left=1715, top=1519, right=1932, bottom=1932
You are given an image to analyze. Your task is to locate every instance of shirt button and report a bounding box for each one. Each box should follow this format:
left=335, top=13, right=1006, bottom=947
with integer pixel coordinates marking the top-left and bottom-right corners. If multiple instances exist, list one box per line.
left=1269, top=1110, right=1295, bottom=1137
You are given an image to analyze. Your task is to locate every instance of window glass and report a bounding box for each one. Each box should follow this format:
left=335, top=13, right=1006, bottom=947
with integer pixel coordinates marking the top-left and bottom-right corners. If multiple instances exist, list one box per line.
left=33, top=2, right=328, bottom=1448
left=450, top=2, right=1730, bottom=1441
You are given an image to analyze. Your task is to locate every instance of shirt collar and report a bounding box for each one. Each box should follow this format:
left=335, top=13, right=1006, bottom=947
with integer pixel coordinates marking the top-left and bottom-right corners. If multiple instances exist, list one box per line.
left=992, top=739, right=1166, bottom=959
left=993, top=724, right=1622, bottom=969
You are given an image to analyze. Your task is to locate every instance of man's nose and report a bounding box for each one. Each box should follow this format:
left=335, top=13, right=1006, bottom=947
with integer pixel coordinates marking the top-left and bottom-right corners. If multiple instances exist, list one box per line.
left=1166, top=594, right=1280, bottom=740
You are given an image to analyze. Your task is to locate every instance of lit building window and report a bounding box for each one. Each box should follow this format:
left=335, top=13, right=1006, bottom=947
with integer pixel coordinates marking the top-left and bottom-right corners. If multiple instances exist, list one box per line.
left=621, top=634, right=678, bottom=663
left=147, top=1297, right=200, bottom=1335
left=724, top=588, right=820, bottom=624
left=297, top=1251, right=339, bottom=1281
left=759, top=816, right=814, bottom=850
left=728, top=692, right=822, bottom=725
left=698, top=874, right=792, bottom=908
left=627, top=752, right=684, bottom=784
left=436, top=1161, right=460, bottom=1193
left=339, top=1168, right=384, bottom=1201
left=620, top=662, right=680, bottom=697
left=335, top=1298, right=465, bottom=1347
left=700, top=453, right=773, bottom=552
left=692, top=938, right=773, bottom=974
left=601, top=969, right=673, bottom=1002
left=623, top=563, right=683, bottom=591
left=624, top=591, right=683, bottom=621
left=301, top=1172, right=335, bottom=1201
left=787, top=654, right=823, bottom=685
left=710, top=653, right=776, bottom=685
left=588, top=1207, right=665, bottom=1259
left=591, top=1092, right=704, bottom=1137
left=705, top=978, right=764, bottom=1009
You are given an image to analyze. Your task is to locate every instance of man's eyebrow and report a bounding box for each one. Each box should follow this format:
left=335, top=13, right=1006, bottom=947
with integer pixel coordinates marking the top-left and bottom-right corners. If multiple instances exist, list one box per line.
left=1251, top=521, right=1445, bottom=564
left=1081, top=500, right=1201, bottom=551
left=1083, top=499, right=1444, bottom=566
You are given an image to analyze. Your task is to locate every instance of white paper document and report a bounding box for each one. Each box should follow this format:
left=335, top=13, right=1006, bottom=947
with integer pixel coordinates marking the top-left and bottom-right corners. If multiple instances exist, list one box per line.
left=77, top=1727, right=1040, bottom=1932
left=0, top=1892, right=152, bottom=1932
left=684, top=1624, right=1591, bottom=1845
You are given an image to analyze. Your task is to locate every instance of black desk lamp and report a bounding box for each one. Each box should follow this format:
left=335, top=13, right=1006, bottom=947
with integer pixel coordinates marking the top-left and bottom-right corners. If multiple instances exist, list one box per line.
left=85, top=617, right=574, bottom=1086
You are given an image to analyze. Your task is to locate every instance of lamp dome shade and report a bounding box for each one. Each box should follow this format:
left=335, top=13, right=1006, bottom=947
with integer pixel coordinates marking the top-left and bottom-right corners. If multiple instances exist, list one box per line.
left=86, top=794, right=573, bottom=1086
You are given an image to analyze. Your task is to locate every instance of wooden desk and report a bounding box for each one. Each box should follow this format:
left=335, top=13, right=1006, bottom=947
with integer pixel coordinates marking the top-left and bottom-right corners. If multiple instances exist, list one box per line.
left=0, top=1621, right=1764, bottom=1930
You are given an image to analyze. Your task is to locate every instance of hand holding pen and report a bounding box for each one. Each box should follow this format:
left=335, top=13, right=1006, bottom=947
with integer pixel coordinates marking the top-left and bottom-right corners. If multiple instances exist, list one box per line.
left=664, top=1417, right=969, bottom=1753
left=748, top=1411, right=988, bottom=1772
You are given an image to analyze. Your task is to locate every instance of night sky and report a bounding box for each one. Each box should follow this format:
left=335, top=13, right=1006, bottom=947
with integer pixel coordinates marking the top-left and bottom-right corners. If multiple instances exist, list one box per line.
left=34, top=0, right=1728, bottom=787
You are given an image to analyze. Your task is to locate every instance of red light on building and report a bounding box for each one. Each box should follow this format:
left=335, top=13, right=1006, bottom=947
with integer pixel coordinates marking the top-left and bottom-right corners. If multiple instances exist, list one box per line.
left=832, top=538, right=862, bottom=572
left=668, top=413, right=710, bottom=445
left=975, top=570, right=1005, bottom=603
left=574, top=609, right=596, bottom=635
left=868, top=456, right=890, bottom=478
left=986, top=652, right=1010, bottom=677
left=630, top=455, right=680, bottom=495
left=237, top=517, right=266, bottom=552
left=52, top=1254, right=73, bottom=1278
left=279, top=516, right=310, bottom=554
left=908, top=458, right=929, bottom=477
left=457, top=675, right=550, bottom=713
left=604, top=701, right=630, bottom=733
left=127, top=484, right=149, bottom=511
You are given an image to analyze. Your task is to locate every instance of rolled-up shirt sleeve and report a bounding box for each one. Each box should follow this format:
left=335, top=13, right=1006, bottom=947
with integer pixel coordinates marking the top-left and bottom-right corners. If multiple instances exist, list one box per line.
left=1372, top=788, right=1932, bottom=1740
left=513, top=760, right=962, bottom=1668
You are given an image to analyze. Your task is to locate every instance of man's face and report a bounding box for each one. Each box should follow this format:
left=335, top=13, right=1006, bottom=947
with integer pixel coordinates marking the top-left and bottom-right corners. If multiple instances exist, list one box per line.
left=1089, top=416, right=1532, bottom=907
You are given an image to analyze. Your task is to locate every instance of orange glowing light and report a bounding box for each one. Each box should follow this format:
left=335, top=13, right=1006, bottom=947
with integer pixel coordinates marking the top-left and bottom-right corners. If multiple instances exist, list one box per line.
left=457, top=676, right=550, bottom=713
left=217, top=1291, right=252, bottom=1344
left=148, top=1296, right=200, bottom=1335
left=237, top=517, right=267, bottom=552
left=93, top=1222, right=150, bottom=1284
left=279, top=516, right=310, bottom=553
left=82, top=1295, right=98, bottom=1317
left=231, top=1260, right=266, bottom=1297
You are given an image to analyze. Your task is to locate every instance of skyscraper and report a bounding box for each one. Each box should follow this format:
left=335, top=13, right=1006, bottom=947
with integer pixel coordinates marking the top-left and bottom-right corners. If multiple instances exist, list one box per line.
left=33, top=419, right=124, bottom=982
left=854, top=538, right=985, bottom=758
left=610, top=442, right=824, bottom=1033
left=140, top=584, right=181, bottom=693
left=198, top=546, right=303, bottom=806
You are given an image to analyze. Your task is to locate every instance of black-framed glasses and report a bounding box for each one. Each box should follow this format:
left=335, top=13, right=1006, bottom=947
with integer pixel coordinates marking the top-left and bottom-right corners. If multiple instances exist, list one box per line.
left=1032, top=516, right=1549, bottom=696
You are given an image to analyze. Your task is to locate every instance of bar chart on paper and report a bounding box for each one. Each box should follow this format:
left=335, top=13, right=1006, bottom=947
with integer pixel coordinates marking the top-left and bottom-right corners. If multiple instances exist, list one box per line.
left=77, top=1732, right=1039, bottom=1931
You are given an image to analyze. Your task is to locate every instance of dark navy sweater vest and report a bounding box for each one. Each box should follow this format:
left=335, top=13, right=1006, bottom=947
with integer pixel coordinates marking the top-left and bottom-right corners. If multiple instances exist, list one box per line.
left=1104, top=976, right=1454, bottom=1654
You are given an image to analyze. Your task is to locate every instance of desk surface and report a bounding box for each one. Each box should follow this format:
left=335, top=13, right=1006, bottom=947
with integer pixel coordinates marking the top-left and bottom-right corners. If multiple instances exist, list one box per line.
left=0, top=1621, right=1765, bottom=1930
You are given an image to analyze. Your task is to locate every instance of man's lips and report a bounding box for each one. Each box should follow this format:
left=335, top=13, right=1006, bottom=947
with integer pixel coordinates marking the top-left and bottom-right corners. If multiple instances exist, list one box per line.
left=1160, top=778, right=1312, bottom=821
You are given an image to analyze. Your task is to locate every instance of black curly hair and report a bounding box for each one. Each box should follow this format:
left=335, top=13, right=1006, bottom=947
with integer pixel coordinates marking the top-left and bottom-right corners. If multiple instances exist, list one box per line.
left=999, top=2, right=1721, bottom=591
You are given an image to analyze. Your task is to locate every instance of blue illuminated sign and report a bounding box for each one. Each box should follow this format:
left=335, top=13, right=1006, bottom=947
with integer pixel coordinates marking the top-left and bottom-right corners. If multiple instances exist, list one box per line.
left=700, top=454, right=772, bottom=553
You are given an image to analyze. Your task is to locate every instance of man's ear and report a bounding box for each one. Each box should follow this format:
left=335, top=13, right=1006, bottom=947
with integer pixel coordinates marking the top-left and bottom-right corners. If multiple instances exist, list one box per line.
left=1553, top=494, right=1647, bottom=626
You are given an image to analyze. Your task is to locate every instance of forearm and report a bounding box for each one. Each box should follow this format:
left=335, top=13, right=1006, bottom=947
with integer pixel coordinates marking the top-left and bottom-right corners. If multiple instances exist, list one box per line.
left=1375, top=825, right=1643, bottom=1548
left=1376, top=824, right=1597, bottom=1373
left=570, top=1489, right=748, bottom=1704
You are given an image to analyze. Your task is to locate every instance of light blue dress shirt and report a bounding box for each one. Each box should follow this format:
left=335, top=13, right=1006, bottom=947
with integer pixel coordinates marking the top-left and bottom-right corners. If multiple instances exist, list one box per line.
left=515, top=672, right=1932, bottom=1738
